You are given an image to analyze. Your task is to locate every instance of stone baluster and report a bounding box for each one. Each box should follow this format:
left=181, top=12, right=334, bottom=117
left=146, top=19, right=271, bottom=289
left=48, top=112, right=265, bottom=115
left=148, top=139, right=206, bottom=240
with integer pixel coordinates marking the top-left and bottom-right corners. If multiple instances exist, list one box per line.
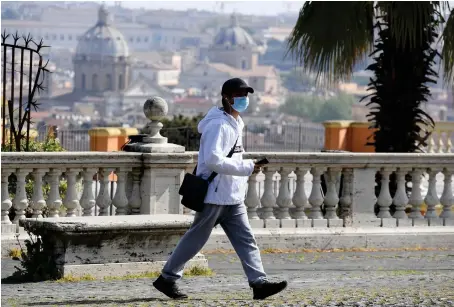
left=438, top=133, right=445, bottom=153
left=424, top=168, right=440, bottom=219
left=276, top=168, right=292, bottom=219
left=446, top=131, right=453, bottom=153
left=440, top=168, right=453, bottom=219
left=1, top=169, right=13, bottom=224
left=339, top=169, right=353, bottom=222
left=324, top=168, right=340, bottom=220
left=245, top=172, right=260, bottom=220
left=392, top=168, right=409, bottom=219
left=260, top=167, right=276, bottom=219
left=377, top=168, right=393, bottom=218
left=308, top=167, right=325, bottom=219
left=63, top=169, right=81, bottom=217
left=31, top=168, right=48, bottom=218
left=96, top=168, right=113, bottom=216
left=129, top=168, right=142, bottom=214
left=47, top=169, right=62, bottom=218
left=113, top=167, right=131, bottom=215
left=291, top=168, right=308, bottom=219
left=427, top=134, right=435, bottom=153
left=80, top=168, right=97, bottom=216
left=409, top=168, right=424, bottom=219
left=13, top=169, right=32, bottom=223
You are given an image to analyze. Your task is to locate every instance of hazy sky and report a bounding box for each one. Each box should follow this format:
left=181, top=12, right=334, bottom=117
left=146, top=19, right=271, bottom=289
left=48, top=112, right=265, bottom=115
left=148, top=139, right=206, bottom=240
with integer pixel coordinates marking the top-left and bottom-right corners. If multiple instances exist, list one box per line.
left=118, top=1, right=302, bottom=16
left=117, top=1, right=454, bottom=17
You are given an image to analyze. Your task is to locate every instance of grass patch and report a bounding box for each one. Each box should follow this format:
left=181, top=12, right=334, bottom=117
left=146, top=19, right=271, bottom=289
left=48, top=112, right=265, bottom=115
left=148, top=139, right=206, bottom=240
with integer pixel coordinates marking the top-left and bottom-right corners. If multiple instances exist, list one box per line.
left=8, top=248, right=22, bottom=259
left=387, top=270, right=425, bottom=276
left=184, top=265, right=213, bottom=277
left=55, top=265, right=213, bottom=283
left=56, top=274, right=96, bottom=283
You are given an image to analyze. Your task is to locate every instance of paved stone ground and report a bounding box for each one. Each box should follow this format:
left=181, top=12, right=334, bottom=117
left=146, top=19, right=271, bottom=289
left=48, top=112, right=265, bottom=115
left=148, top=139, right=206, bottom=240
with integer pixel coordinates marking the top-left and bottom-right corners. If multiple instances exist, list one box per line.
left=2, top=249, right=454, bottom=306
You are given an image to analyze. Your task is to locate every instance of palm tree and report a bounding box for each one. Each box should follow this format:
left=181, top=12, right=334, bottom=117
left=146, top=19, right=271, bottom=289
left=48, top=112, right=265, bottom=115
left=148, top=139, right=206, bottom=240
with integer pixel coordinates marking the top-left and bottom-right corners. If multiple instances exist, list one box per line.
left=287, top=1, right=454, bottom=153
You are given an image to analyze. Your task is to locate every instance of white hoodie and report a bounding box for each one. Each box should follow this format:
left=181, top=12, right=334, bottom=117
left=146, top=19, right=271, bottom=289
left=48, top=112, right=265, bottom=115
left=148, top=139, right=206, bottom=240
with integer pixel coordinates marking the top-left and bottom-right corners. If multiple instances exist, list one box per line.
left=196, top=106, right=255, bottom=205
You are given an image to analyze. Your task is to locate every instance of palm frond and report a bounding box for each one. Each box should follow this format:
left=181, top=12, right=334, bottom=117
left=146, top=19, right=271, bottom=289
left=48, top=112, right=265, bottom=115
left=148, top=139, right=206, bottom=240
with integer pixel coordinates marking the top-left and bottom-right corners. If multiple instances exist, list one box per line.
left=286, top=1, right=374, bottom=84
left=376, top=2, right=443, bottom=49
left=441, top=8, right=454, bottom=84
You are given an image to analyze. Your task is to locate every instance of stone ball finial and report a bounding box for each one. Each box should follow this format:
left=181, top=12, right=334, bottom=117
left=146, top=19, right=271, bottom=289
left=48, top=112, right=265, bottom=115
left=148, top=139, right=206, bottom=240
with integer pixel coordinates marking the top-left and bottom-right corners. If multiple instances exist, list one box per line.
left=143, top=96, right=168, bottom=121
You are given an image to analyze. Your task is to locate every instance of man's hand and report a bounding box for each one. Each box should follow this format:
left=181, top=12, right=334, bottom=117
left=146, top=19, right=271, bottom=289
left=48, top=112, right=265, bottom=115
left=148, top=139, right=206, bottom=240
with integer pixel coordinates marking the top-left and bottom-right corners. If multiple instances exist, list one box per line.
left=253, top=159, right=265, bottom=173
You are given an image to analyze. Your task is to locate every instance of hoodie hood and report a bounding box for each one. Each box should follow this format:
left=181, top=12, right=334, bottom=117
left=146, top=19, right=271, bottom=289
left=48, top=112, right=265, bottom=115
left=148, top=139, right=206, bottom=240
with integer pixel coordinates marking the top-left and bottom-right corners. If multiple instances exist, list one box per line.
left=198, top=107, right=244, bottom=134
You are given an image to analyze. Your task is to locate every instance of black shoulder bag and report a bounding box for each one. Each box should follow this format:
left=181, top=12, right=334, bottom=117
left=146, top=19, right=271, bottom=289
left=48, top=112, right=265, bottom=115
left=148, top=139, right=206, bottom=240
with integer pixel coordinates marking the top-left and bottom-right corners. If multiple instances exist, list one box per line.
left=179, top=137, right=238, bottom=212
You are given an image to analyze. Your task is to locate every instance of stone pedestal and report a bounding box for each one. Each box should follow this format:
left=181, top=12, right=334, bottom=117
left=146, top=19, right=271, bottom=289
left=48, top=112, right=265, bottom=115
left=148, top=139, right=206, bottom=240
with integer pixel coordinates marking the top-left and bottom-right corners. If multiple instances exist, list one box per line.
left=123, top=97, right=184, bottom=153
left=20, top=215, right=208, bottom=279
left=122, top=96, right=188, bottom=214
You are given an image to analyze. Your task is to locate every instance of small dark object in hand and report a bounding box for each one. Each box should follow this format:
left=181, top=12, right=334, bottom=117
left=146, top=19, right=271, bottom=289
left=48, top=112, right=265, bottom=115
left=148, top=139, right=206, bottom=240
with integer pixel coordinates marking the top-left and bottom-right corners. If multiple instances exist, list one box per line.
left=256, top=158, right=269, bottom=165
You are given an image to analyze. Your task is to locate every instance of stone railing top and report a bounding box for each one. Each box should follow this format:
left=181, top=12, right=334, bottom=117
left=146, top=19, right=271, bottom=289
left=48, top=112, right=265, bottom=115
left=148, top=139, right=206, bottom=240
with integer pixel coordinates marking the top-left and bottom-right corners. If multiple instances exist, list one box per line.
left=1, top=152, right=143, bottom=168
left=3, top=152, right=454, bottom=169
left=433, top=121, right=454, bottom=131
left=19, top=215, right=193, bottom=233
left=241, top=152, right=454, bottom=168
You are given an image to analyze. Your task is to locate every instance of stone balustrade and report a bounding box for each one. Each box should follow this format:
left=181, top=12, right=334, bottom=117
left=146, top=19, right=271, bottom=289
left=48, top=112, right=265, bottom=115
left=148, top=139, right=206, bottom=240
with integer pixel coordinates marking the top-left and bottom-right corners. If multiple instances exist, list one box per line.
left=2, top=152, right=454, bottom=234
left=428, top=122, right=454, bottom=153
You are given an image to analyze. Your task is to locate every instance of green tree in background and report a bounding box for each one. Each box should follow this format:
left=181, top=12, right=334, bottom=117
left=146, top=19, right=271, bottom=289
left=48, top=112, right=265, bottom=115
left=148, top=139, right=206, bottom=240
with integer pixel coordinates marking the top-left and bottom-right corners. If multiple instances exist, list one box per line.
left=161, top=114, right=204, bottom=151
left=281, top=69, right=317, bottom=92
left=280, top=94, right=355, bottom=122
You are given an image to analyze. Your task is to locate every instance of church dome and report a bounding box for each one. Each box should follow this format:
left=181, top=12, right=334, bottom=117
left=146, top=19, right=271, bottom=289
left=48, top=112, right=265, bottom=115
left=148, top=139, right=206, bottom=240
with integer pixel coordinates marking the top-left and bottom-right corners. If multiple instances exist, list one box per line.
left=213, top=14, right=257, bottom=47
left=75, top=5, right=129, bottom=59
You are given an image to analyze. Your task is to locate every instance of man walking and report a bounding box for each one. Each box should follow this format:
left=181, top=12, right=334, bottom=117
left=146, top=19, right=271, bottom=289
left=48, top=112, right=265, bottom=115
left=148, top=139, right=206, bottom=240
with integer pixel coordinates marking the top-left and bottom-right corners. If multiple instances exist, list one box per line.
left=153, top=78, right=287, bottom=300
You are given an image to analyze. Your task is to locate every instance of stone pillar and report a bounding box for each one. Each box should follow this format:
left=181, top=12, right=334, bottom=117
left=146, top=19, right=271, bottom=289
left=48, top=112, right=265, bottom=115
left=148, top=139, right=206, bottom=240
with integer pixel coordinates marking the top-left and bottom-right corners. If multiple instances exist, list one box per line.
left=124, top=97, right=185, bottom=215
left=349, top=168, right=381, bottom=227
left=88, top=128, right=122, bottom=152
left=323, top=121, right=353, bottom=151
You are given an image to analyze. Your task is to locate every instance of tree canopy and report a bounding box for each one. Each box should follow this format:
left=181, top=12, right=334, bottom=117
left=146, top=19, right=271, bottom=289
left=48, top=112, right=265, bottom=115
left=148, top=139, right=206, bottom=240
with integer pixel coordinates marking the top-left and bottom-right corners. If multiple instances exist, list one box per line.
left=280, top=94, right=355, bottom=122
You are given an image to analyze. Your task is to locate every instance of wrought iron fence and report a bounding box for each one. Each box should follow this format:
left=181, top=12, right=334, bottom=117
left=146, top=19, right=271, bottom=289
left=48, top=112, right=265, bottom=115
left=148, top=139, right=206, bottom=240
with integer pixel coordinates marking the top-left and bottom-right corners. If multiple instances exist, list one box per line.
left=29, top=122, right=324, bottom=152
left=36, top=126, right=90, bottom=151
left=161, top=122, right=325, bottom=152
left=1, top=31, right=50, bottom=151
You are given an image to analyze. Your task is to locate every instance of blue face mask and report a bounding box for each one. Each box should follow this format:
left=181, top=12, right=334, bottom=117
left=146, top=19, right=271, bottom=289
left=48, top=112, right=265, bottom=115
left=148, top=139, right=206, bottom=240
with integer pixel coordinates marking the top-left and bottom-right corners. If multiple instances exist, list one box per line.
left=231, top=96, right=249, bottom=113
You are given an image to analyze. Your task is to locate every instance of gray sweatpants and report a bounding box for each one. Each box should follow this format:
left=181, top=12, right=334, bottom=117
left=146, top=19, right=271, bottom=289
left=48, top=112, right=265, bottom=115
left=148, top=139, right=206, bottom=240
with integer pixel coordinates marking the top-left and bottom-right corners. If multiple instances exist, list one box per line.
left=161, top=203, right=267, bottom=285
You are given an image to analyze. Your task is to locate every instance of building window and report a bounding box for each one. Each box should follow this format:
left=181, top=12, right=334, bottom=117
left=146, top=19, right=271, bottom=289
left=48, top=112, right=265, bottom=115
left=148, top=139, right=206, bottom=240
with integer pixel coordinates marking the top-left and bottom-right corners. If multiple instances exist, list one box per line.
left=144, top=37, right=149, bottom=42
left=241, top=59, right=247, bottom=70
left=52, top=34, right=57, bottom=40
left=136, top=37, right=141, bottom=42
left=92, top=74, right=99, bottom=91
left=129, top=37, right=133, bottom=42
left=60, top=34, right=64, bottom=40
left=118, top=74, right=124, bottom=90
left=45, top=34, right=49, bottom=40
left=81, top=74, right=86, bottom=90
left=69, top=35, right=72, bottom=40
left=106, top=74, right=112, bottom=90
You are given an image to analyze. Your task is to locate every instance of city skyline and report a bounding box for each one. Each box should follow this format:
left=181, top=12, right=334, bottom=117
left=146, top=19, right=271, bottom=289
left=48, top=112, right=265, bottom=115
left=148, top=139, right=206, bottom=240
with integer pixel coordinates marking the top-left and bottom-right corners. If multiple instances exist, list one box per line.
left=116, top=1, right=301, bottom=16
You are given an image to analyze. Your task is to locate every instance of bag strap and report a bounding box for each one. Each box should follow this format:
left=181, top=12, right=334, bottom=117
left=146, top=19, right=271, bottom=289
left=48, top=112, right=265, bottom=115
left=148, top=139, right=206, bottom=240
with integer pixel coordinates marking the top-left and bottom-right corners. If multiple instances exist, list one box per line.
left=192, top=137, right=239, bottom=183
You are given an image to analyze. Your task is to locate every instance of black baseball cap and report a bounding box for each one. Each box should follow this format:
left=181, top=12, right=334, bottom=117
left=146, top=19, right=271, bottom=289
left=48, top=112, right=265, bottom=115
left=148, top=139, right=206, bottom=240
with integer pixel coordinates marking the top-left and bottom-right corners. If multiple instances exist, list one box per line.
left=221, top=78, right=254, bottom=95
